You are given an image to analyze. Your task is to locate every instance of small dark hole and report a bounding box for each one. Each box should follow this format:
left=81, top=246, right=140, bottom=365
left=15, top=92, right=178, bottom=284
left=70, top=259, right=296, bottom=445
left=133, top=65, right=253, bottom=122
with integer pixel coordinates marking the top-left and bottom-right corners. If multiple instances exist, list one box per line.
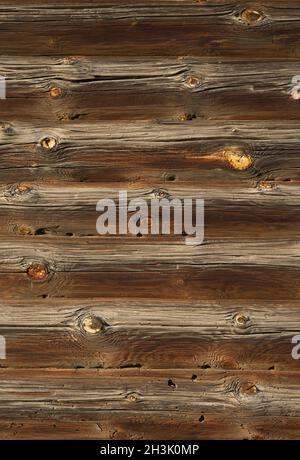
left=191, top=374, right=197, bottom=381
left=136, top=233, right=143, bottom=238
left=166, top=174, right=176, bottom=182
left=200, top=364, right=211, bottom=369
left=168, top=379, right=177, bottom=389
left=65, top=232, right=74, bottom=237
left=268, top=366, right=275, bottom=370
left=199, top=415, right=205, bottom=423
left=35, top=228, right=47, bottom=235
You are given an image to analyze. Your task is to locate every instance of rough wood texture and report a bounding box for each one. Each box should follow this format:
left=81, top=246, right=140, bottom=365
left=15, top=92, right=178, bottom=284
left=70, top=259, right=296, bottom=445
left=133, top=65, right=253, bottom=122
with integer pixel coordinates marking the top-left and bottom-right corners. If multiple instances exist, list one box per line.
left=0, top=0, right=299, bottom=441
left=0, top=3, right=300, bottom=58
left=0, top=368, right=299, bottom=439
left=2, top=58, right=300, bottom=121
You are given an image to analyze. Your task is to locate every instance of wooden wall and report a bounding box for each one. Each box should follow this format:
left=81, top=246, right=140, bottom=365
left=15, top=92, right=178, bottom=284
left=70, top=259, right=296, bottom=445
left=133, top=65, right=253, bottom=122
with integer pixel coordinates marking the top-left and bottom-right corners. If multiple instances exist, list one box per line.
left=0, top=0, right=299, bottom=439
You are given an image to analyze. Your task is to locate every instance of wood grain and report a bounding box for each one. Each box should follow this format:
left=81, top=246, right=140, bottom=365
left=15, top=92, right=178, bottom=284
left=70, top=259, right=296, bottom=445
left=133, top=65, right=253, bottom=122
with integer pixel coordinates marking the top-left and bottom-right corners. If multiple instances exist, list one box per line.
left=0, top=3, right=299, bottom=58
left=0, top=0, right=299, bottom=440
left=0, top=368, right=299, bottom=439
left=1, top=58, right=300, bottom=121
left=0, top=299, right=299, bottom=370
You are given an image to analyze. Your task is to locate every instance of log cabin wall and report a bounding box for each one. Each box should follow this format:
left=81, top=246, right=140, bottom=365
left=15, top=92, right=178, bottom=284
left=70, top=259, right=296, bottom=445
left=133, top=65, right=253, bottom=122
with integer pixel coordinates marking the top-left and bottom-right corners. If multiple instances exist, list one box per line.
left=0, top=0, right=299, bottom=440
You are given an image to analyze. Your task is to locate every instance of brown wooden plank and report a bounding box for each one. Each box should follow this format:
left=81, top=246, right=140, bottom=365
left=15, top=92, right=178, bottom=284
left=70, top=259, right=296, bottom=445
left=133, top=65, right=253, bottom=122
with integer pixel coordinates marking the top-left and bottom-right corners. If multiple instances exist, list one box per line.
left=1, top=415, right=300, bottom=440
left=0, top=238, right=299, bottom=272
left=0, top=265, right=299, bottom=301
left=0, top=121, right=300, bottom=187
left=0, top=369, right=299, bottom=436
left=1, top=58, right=300, bottom=121
left=0, top=4, right=299, bottom=58
left=2, top=203, right=299, bottom=240
left=0, top=299, right=299, bottom=370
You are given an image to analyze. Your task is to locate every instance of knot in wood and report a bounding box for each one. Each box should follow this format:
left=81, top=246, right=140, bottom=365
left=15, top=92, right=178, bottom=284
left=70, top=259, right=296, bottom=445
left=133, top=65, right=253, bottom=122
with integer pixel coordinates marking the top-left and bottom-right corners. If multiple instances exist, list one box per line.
left=82, top=316, right=103, bottom=334
left=41, top=137, right=58, bottom=151
left=240, top=8, right=265, bottom=25
left=27, top=263, right=48, bottom=281
left=50, top=87, right=63, bottom=98
left=224, top=149, right=253, bottom=171
left=185, top=75, right=202, bottom=89
left=153, top=188, right=169, bottom=199
left=234, top=313, right=250, bottom=329
left=126, top=393, right=138, bottom=402
left=239, top=382, right=259, bottom=396
left=178, top=113, right=196, bottom=122
left=18, top=224, right=32, bottom=235
left=14, top=184, right=31, bottom=195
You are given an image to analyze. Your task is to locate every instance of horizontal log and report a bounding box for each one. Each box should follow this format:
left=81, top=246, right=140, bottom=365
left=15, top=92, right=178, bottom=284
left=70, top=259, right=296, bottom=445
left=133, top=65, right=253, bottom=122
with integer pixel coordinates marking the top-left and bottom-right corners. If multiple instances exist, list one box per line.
left=0, top=121, right=300, bottom=186
left=2, top=204, right=299, bottom=240
left=0, top=369, right=299, bottom=427
left=0, top=3, right=299, bottom=58
left=0, top=299, right=299, bottom=370
left=1, top=415, right=300, bottom=440
left=0, top=238, right=299, bottom=272
left=0, top=265, right=299, bottom=301
left=2, top=183, right=299, bottom=208
left=1, top=58, right=300, bottom=121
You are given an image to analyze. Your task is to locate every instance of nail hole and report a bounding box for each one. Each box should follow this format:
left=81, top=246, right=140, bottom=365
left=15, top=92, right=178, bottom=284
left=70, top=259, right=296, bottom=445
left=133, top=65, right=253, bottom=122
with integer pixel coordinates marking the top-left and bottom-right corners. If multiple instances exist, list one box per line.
left=168, top=379, right=177, bottom=389
left=191, top=374, right=197, bottom=381
left=200, top=364, right=211, bottom=369
left=34, top=228, right=47, bottom=235
left=165, top=173, right=176, bottom=182
left=199, top=415, right=205, bottom=423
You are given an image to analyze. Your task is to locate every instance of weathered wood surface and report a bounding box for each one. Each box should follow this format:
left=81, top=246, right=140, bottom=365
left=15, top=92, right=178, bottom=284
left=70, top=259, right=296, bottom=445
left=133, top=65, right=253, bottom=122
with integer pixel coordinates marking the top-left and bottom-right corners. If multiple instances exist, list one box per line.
left=0, top=3, right=299, bottom=58
left=1, top=58, right=300, bottom=121
left=0, top=0, right=300, bottom=441
left=0, top=368, right=299, bottom=439
left=0, top=299, right=299, bottom=370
